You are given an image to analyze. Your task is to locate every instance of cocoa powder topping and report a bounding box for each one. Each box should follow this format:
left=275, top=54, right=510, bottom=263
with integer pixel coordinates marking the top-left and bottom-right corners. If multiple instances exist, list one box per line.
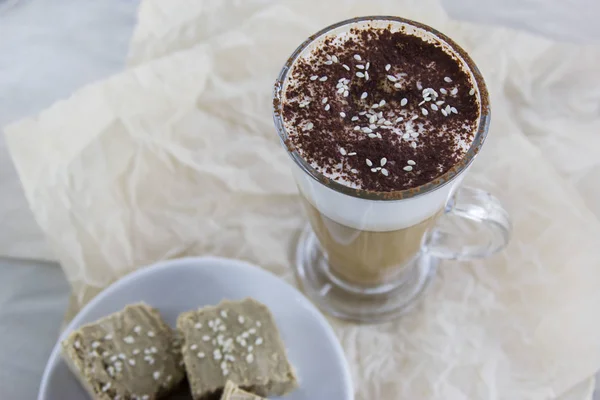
left=282, top=24, right=480, bottom=192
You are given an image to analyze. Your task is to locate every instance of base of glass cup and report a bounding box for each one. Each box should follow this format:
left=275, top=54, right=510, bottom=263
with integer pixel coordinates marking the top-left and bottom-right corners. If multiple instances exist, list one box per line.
left=294, top=224, right=438, bottom=323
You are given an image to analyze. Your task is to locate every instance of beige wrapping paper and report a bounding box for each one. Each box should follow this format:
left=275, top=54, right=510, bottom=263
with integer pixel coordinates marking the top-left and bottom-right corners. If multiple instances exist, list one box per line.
left=4, top=0, right=600, bottom=398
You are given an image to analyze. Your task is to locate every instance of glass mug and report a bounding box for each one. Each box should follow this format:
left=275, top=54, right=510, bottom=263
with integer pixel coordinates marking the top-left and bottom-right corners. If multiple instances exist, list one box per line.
left=272, top=16, right=511, bottom=323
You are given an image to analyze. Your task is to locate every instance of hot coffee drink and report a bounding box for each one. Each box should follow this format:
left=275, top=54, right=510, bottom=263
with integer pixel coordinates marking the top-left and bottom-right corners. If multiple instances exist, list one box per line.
left=273, top=17, right=507, bottom=322
left=277, top=19, right=483, bottom=287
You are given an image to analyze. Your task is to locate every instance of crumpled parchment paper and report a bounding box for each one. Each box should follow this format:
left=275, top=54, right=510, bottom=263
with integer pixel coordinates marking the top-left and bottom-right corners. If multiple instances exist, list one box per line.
left=4, top=0, right=600, bottom=399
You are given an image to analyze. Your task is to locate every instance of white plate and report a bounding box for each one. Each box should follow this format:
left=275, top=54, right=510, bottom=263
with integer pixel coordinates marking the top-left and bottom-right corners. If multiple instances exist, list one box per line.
left=38, top=257, right=353, bottom=400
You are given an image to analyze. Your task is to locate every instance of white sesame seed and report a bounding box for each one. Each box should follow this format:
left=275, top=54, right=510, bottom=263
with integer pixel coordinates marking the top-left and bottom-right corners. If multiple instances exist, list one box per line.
left=123, top=336, right=134, bottom=344
left=343, top=64, right=350, bottom=71
left=411, top=142, right=417, bottom=148
left=412, top=115, right=419, bottom=120
left=324, top=60, right=333, bottom=65
left=147, top=331, right=155, bottom=338
left=380, top=158, right=387, bottom=166
left=371, top=168, right=378, bottom=172
left=128, top=359, right=136, bottom=366
left=319, top=76, right=327, bottom=81
left=469, top=88, right=476, bottom=96
left=421, top=108, right=429, bottom=116
left=331, top=55, right=338, bottom=63
left=354, top=54, right=362, bottom=61
left=339, top=147, right=347, bottom=156
left=337, top=87, right=344, bottom=94
left=107, top=366, right=115, bottom=377
left=104, top=334, right=113, bottom=341
left=394, top=82, right=402, bottom=89
left=417, top=82, right=423, bottom=90
left=246, top=353, right=255, bottom=364
left=431, top=104, right=438, bottom=111
left=371, top=103, right=379, bottom=109
left=74, top=341, right=81, bottom=349
left=351, top=169, right=358, bottom=173
left=118, top=353, right=126, bottom=360
left=401, top=98, right=408, bottom=106
left=407, top=160, right=416, bottom=166
left=366, top=62, right=370, bottom=70
left=451, top=88, right=458, bottom=95
left=101, top=383, right=111, bottom=392
left=132, top=348, right=140, bottom=355
left=377, top=133, right=382, bottom=138
left=351, top=116, right=359, bottom=121
left=440, top=88, right=448, bottom=95
left=194, top=322, right=202, bottom=329
left=340, top=112, right=346, bottom=118
left=324, top=104, right=331, bottom=111
left=451, top=107, right=458, bottom=114
left=197, top=352, right=205, bottom=358
left=310, top=75, right=318, bottom=81
left=381, top=168, right=389, bottom=176
left=190, top=344, right=198, bottom=351
left=305, top=122, right=314, bottom=130
left=395, top=117, right=404, bottom=123
left=366, top=159, right=373, bottom=167
left=369, top=115, right=376, bottom=123
left=362, top=127, right=372, bottom=133
left=356, top=64, right=364, bottom=69
left=92, top=341, right=100, bottom=349
left=444, top=76, right=452, bottom=83
left=321, top=97, right=328, bottom=104
left=348, top=152, right=357, bottom=156
left=384, top=120, right=392, bottom=125
left=379, top=100, right=386, bottom=107
left=153, top=371, right=160, bottom=381
left=385, top=64, right=391, bottom=71
left=202, top=335, right=210, bottom=341
left=436, top=100, right=445, bottom=105
left=361, top=92, right=368, bottom=100
left=356, top=72, right=365, bottom=78
left=368, top=133, right=377, bottom=138
left=402, top=133, right=410, bottom=139
left=411, top=132, right=419, bottom=138
left=403, top=166, right=413, bottom=172
left=343, top=90, right=349, bottom=97
left=387, top=75, right=397, bottom=82
left=354, top=126, right=360, bottom=131
left=110, top=355, right=118, bottom=362
left=418, top=100, right=426, bottom=106
left=441, top=109, right=448, bottom=117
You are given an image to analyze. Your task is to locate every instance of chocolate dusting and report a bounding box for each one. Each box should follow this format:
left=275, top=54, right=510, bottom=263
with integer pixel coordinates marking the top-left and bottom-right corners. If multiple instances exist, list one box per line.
left=282, top=24, right=480, bottom=192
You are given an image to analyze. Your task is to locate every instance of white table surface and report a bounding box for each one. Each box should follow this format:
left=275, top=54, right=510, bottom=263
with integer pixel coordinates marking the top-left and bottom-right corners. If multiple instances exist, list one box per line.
left=0, top=0, right=598, bottom=399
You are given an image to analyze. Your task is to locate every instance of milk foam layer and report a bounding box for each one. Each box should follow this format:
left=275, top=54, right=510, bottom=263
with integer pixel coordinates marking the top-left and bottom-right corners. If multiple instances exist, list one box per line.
left=279, top=19, right=486, bottom=231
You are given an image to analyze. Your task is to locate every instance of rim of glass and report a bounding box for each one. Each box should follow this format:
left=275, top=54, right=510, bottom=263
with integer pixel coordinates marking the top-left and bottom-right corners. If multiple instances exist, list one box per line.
left=272, top=16, right=490, bottom=201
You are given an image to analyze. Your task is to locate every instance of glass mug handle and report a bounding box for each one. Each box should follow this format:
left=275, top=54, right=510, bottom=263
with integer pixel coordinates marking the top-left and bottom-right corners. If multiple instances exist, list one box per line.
left=422, top=186, right=511, bottom=260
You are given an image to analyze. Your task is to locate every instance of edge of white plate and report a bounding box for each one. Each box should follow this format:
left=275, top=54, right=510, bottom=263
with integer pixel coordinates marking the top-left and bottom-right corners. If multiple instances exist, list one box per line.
left=38, top=256, right=353, bottom=400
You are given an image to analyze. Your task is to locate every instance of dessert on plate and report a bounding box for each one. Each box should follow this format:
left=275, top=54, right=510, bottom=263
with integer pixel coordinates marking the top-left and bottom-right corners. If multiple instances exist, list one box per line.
left=61, top=303, right=185, bottom=400
left=177, top=298, right=297, bottom=399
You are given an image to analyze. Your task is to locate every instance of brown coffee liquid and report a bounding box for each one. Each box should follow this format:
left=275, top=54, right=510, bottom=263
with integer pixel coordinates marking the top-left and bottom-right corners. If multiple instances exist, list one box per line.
left=301, top=196, right=441, bottom=286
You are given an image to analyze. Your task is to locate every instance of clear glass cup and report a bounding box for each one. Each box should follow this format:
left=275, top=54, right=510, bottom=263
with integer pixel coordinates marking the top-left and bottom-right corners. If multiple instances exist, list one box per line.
left=272, top=16, right=511, bottom=323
